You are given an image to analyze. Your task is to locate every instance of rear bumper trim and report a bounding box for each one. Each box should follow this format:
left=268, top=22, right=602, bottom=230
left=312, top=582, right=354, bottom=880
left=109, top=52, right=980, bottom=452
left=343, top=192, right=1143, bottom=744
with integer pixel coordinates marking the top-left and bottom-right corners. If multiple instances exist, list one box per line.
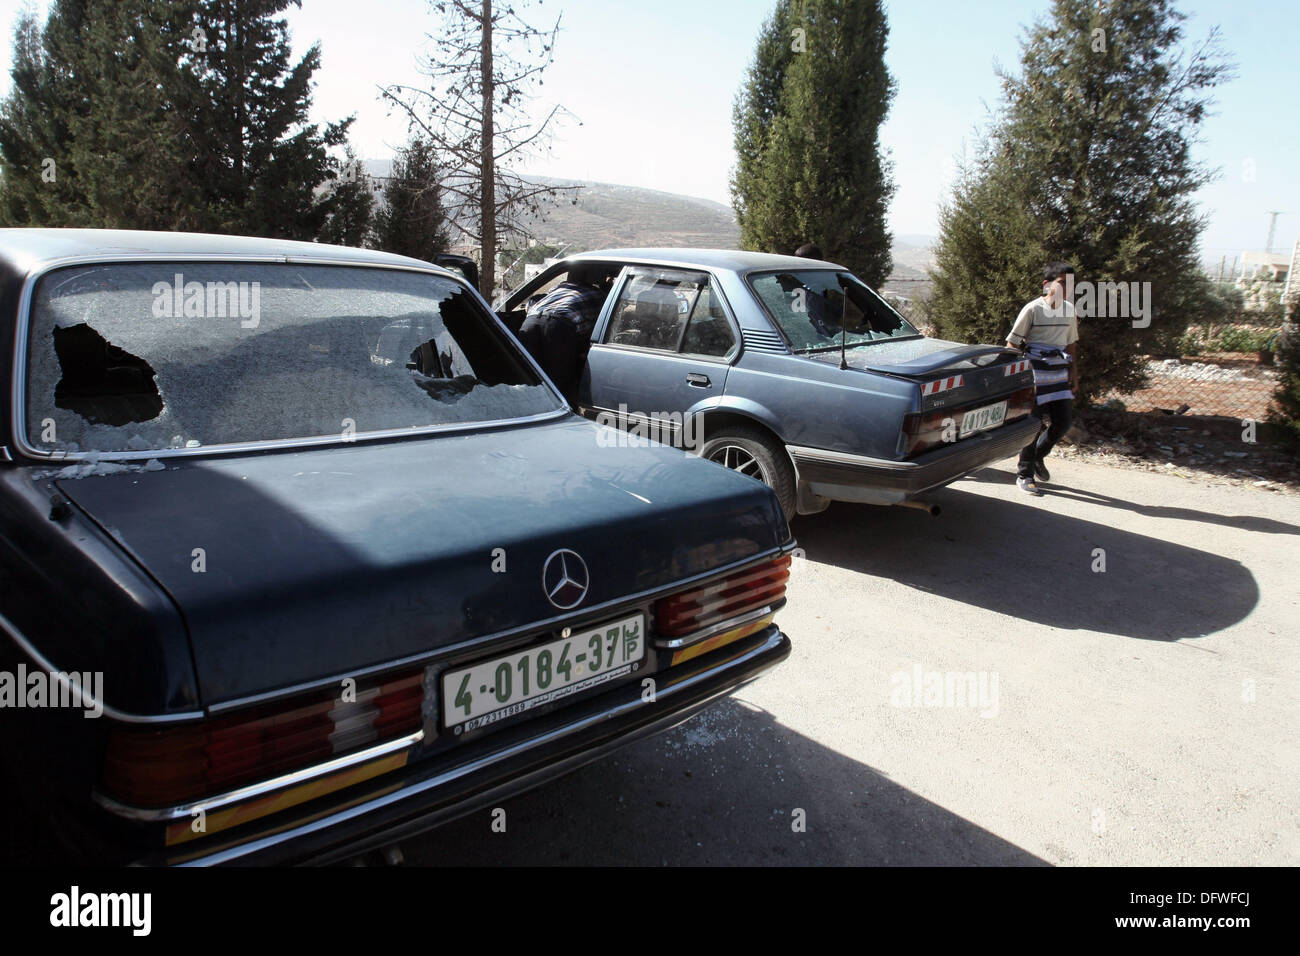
left=141, top=626, right=790, bottom=865
left=93, top=730, right=426, bottom=823
left=788, top=416, right=1039, bottom=501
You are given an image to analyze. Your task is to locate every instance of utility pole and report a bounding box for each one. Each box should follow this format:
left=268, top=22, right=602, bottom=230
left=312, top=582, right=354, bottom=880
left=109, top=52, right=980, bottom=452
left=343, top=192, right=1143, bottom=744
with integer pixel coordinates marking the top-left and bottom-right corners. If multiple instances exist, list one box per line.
left=1266, top=211, right=1283, bottom=253
left=1285, top=238, right=1299, bottom=300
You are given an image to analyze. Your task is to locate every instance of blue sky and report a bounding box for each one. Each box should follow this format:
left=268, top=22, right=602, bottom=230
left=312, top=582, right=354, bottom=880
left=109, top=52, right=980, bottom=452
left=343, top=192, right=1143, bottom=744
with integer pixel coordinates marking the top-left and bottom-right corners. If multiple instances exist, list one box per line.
left=1, top=0, right=1295, bottom=259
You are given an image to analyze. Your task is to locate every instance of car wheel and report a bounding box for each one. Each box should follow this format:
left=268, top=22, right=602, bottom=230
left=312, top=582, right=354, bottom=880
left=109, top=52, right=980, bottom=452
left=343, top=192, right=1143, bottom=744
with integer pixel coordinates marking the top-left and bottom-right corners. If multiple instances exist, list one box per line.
left=699, top=427, right=796, bottom=520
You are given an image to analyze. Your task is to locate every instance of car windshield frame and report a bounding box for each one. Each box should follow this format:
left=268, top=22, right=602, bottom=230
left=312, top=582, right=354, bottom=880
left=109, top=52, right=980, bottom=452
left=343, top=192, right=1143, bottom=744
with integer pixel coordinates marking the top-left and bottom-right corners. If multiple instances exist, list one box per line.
left=744, top=268, right=923, bottom=353
left=13, top=255, right=569, bottom=462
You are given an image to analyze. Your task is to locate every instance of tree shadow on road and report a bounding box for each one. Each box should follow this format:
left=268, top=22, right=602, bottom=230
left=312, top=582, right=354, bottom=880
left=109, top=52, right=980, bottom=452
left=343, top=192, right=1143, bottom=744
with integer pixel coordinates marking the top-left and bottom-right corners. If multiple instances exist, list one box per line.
left=797, top=480, right=1259, bottom=641
left=961, top=467, right=1300, bottom=536
left=397, top=698, right=1045, bottom=866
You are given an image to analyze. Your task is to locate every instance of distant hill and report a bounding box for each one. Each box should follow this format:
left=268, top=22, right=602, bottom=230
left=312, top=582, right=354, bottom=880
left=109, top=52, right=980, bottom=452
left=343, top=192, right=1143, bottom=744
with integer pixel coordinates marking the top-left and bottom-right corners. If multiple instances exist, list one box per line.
left=522, top=177, right=740, bottom=250
left=362, top=163, right=739, bottom=250
left=360, top=162, right=935, bottom=280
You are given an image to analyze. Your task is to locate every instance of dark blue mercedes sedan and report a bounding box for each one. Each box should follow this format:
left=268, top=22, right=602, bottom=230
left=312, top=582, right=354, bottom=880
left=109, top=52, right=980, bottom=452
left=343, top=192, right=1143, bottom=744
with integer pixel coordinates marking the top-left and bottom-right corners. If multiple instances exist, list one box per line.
left=0, top=229, right=793, bottom=865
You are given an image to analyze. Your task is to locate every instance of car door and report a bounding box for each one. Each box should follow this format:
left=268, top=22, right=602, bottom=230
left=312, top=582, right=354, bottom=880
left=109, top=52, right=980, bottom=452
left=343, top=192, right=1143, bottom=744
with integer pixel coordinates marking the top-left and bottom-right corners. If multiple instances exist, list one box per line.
left=581, top=266, right=738, bottom=445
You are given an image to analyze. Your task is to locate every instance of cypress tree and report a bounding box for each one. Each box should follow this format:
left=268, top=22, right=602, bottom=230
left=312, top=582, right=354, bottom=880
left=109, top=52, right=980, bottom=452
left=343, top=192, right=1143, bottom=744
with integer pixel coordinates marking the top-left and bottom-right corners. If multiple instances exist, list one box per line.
left=731, top=0, right=896, bottom=286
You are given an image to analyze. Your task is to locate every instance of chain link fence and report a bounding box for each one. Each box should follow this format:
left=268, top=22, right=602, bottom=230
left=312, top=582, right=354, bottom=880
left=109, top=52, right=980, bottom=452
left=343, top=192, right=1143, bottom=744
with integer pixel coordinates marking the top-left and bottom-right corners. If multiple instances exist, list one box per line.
left=1103, top=321, right=1284, bottom=421
left=1104, top=352, right=1280, bottom=421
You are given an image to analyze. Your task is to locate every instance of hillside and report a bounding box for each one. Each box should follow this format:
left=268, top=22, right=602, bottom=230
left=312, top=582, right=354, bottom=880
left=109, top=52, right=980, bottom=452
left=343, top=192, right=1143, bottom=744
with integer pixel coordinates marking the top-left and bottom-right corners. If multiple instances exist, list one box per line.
left=361, top=162, right=935, bottom=281
left=523, top=177, right=740, bottom=250
left=362, top=163, right=740, bottom=250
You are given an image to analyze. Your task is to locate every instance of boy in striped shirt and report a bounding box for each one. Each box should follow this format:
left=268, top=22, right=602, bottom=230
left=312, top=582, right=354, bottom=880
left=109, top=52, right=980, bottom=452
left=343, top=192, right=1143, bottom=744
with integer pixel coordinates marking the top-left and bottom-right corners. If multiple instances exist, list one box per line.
left=1006, top=262, right=1080, bottom=495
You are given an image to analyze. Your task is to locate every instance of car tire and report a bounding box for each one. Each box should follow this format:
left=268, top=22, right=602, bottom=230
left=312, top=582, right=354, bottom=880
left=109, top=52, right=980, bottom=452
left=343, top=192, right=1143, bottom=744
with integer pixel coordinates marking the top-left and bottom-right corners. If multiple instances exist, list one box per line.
left=699, top=427, right=796, bottom=521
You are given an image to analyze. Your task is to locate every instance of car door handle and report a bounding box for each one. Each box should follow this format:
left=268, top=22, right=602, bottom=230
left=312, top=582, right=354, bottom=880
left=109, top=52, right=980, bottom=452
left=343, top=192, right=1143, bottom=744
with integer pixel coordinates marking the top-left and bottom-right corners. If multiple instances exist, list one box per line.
left=686, top=373, right=711, bottom=387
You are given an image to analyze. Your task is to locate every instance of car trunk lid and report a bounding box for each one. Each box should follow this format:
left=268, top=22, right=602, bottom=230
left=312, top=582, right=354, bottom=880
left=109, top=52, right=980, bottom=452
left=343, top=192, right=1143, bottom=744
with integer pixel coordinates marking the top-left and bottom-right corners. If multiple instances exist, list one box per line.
left=804, top=337, right=1032, bottom=409
left=52, top=418, right=786, bottom=706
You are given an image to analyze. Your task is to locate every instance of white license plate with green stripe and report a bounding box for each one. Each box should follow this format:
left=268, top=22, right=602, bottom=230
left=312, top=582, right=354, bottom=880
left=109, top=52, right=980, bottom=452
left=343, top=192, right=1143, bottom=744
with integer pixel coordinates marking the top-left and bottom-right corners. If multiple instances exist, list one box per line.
left=959, top=400, right=1007, bottom=438
left=442, top=613, right=645, bottom=731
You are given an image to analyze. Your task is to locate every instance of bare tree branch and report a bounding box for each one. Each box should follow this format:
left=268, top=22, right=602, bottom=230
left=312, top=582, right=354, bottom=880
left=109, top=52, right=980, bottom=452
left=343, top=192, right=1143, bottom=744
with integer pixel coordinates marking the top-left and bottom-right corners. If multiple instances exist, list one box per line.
left=381, top=0, right=577, bottom=298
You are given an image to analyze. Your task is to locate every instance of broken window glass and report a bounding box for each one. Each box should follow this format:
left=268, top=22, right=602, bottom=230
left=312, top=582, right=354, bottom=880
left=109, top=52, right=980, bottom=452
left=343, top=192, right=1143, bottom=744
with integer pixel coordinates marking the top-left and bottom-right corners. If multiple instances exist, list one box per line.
left=25, top=263, right=561, bottom=454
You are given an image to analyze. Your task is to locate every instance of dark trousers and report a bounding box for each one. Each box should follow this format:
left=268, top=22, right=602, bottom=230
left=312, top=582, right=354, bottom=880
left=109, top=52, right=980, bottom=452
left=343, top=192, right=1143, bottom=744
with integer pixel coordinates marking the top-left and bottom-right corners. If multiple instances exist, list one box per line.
left=518, top=312, right=582, bottom=402
left=1017, top=398, right=1073, bottom=478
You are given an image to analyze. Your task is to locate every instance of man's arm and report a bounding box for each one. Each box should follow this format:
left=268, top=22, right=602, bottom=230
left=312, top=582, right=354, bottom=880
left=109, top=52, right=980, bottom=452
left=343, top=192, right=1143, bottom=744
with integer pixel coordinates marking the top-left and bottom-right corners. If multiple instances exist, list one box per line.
left=1007, top=301, right=1034, bottom=349
left=1067, top=342, right=1079, bottom=390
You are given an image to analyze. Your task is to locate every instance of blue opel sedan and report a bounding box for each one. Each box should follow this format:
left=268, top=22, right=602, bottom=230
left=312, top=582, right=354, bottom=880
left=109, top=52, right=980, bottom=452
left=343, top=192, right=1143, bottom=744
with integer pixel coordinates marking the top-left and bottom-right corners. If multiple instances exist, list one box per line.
left=500, top=250, right=1041, bottom=518
left=0, top=230, right=793, bottom=865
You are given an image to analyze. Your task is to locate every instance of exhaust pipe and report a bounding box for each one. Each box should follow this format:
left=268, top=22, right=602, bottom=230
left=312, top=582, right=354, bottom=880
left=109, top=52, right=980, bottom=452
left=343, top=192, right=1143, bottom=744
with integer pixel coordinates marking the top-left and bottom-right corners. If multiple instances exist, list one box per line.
left=895, top=500, right=941, bottom=517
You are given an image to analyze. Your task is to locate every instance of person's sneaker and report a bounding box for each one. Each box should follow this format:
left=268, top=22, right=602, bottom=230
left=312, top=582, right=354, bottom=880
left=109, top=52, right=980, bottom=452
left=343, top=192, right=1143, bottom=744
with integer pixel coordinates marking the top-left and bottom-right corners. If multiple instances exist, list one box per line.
left=1034, top=460, right=1050, bottom=482
left=1017, top=476, right=1042, bottom=495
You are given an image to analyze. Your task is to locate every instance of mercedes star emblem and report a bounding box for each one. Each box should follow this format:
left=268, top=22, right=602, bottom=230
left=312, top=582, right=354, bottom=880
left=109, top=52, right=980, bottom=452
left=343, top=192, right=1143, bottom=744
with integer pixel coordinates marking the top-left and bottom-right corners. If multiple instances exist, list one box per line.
left=542, top=549, right=590, bottom=609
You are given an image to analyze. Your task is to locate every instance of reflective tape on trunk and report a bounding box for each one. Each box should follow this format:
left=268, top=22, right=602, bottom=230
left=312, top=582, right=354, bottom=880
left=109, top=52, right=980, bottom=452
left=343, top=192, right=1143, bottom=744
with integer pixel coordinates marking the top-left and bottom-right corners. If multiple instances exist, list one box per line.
left=920, top=375, right=965, bottom=395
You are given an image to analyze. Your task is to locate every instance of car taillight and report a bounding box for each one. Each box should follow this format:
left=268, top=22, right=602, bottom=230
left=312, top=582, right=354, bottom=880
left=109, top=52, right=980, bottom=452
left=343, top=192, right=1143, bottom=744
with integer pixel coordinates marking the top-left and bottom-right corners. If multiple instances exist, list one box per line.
left=901, top=385, right=1036, bottom=458
left=654, top=555, right=791, bottom=640
left=101, top=670, right=423, bottom=808
left=1004, top=384, right=1038, bottom=420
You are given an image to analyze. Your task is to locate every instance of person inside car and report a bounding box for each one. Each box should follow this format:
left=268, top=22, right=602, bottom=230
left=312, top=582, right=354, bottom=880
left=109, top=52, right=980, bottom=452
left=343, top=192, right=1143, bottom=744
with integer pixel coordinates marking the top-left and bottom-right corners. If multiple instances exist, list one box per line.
left=517, top=262, right=614, bottom=402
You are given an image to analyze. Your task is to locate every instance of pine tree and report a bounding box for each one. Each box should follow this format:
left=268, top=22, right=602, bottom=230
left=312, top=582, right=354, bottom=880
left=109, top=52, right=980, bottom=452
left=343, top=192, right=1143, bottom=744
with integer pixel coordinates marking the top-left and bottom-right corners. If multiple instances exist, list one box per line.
left=0, top=0, right=354, bottom=239
left=0, top=0, right=195, bottom=227
left=373, top=137, right=450, bottom=261
left=927, top=0, right=1233, bottom=401
left=66, top=2, right=199, bottom=227
left=730, top=0, right=896, bottom=286
left=0, top=6, right=78, bottom=225
left=317, top=146, right=375, bottom=248
left=167, top=0, right=351, bottom=238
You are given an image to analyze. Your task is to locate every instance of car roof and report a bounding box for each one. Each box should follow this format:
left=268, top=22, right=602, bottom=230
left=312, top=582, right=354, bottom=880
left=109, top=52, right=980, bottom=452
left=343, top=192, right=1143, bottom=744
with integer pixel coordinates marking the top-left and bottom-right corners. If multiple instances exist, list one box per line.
left=567, top=248, right=847, bottom=274
left=0, top=228, right=447, bottom=276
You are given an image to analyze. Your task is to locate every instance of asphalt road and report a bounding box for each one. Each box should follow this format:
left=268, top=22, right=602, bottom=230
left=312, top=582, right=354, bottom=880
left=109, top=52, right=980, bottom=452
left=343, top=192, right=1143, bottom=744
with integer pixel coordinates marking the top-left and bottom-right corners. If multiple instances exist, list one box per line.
left=398, top=457, right=1299, bottom=866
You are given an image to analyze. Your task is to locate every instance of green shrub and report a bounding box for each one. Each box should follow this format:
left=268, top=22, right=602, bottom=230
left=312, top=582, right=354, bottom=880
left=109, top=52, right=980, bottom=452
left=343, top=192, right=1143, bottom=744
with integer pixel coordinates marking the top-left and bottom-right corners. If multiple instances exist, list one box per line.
left=1177, top=329, right=1205, bottom=356
left=1269, top=308, right=1300, bottom=454
left=1210, top=325, right=1274, bottom=353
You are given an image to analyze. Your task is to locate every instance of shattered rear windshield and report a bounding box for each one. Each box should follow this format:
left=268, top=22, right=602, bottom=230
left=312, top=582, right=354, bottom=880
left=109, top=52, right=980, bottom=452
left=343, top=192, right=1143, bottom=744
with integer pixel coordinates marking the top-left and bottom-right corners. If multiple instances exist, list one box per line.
left=749, top=270, right=920, bottom=351
left=24, top=263, right=561, bottom=454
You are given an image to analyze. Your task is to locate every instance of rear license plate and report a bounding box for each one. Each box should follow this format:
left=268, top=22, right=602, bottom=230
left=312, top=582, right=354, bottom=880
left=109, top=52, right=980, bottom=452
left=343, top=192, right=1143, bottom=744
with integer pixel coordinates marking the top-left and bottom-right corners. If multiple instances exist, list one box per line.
left=959, top=400, right=1008, bottom=438
left=442, top=614, right=645, bottom=731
